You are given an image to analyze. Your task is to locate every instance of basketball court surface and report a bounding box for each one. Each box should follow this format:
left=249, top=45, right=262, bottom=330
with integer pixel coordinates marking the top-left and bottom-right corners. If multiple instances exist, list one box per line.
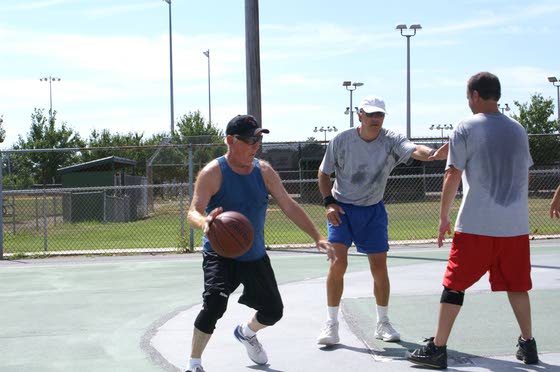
left=1, top=240, right=559, bottom=371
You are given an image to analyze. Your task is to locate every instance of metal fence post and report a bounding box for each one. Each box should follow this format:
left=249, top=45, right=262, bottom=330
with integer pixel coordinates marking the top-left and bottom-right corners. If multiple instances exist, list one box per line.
left=179, top=183, right=185, bottom=241
left=103, top=189, right=107, bottom=223
left=53, top=194, right=57, bottom=225
left=422, top=163, right=427, bottom=197
left=43, top=189, right=48, bottom=252
left=12, top=195, right=15, bottom=235
left=188, top=146, right=194, bottom=252
left=35, top=194, right=39, bottom=230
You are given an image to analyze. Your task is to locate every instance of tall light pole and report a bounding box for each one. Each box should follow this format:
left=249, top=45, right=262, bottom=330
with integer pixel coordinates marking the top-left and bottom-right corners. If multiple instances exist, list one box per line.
left=548, top=76, right=560, bottom=130
left=163, top=0, right=175, bottom=134
left=314, top=126, right=338, bottom=142
left=396, top=23, right=422, bottom=139
left=39, top=76, right=61, bottom=122
left=342, top=81, right=363, bottom=127
left=203, top=49, right=212, bottom=124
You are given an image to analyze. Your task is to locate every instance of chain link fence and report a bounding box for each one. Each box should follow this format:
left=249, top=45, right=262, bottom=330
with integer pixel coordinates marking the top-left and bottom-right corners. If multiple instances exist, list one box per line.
left=1, top=135, right=559, bottom=258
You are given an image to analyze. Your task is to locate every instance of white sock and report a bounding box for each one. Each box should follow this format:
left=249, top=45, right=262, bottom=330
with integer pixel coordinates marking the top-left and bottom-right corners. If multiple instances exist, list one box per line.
left=241, top=322, right=256, bottom=337
left=327, top=306, right=339, bottom=323
left=188, top=358, right=202, bottom=370
left=376, top=305, right=389, bottom=324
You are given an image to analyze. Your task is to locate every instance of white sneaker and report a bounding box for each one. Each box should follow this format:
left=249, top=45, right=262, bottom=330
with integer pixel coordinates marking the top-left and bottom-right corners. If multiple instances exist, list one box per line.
left=374, top=321, right=400, bottom=342
left=234, top=325, right=268, bottom=365
left=317, top=320, right=340, bottom=345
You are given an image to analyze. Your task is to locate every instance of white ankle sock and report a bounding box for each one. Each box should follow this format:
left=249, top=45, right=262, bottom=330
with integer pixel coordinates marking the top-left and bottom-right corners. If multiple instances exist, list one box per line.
left=241, top=322, right=256, bottom=337
left=376, top=305, right=389, bottom=323
left=327, top=306, right=339, bottom=323
left=188, top=358, right=202, bottom=370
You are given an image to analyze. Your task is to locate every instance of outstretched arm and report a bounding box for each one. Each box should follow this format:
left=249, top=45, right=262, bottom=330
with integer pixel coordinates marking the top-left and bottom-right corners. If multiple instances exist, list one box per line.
left=411, top=143, right=449, bottom=162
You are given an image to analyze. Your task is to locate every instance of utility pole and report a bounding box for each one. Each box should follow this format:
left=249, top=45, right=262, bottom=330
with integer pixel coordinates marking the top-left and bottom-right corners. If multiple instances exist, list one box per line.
left=245, top=0, right=262, bottom=127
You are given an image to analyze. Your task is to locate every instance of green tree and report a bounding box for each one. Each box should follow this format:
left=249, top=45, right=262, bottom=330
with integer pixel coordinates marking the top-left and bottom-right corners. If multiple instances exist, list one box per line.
left=513, top=93, right=557, bottom=134
left=82, top=129, right=148, bottom=165
left=175, top=110, right=223, bottom=142
left=14, top=109, right=84, bottom=185
left=0, top=115, right=5, bottom=143
left=150, top=111, right=225, bottom=183
left=512, top=94, right=560, bottom=166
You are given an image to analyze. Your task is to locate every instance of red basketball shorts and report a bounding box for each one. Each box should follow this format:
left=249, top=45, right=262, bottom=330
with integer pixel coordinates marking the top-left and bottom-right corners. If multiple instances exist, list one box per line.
left=442, top=232, right=532, bottom=292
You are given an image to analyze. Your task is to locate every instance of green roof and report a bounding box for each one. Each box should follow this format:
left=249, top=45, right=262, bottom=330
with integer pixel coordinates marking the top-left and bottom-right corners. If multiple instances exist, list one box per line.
left=57, top=156, right=137, bottom=175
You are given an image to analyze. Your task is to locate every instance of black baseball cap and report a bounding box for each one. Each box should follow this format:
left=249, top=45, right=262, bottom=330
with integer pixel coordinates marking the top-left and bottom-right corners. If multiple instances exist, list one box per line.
left=226, top=115, right=270, bottom=136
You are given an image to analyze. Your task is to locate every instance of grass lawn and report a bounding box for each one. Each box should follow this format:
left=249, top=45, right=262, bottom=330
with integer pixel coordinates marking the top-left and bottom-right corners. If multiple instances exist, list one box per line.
left=3, top=198, right=558, bottom=254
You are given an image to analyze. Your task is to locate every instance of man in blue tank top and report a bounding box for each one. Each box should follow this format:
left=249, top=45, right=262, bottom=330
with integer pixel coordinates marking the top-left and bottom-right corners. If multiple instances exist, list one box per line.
left=185, top=114, right=333, bottom=372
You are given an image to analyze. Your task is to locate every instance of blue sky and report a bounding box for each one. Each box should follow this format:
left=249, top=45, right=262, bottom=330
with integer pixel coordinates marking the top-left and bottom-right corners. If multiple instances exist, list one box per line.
left=1, top=0, right=559, bottom=148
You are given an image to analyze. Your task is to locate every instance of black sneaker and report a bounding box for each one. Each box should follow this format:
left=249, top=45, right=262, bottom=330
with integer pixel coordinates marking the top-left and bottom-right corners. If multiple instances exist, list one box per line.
left=407, top=337, right=448, bottom=369
left=516, top=336, right=539, bottom=364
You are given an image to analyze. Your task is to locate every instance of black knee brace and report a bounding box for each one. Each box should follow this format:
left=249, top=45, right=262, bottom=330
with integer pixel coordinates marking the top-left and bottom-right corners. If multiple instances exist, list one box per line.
left=194, top=292, right=229, bottom=334
left=256, top=304, right=284, bottom=326
left=440, top=287, right=465, bottom=306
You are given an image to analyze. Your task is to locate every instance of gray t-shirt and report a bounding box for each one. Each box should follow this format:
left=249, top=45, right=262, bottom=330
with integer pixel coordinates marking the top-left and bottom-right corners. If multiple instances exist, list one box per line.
left=447, top=113, right=533, bottom=237
left=319, top=127, right=416, bottom=206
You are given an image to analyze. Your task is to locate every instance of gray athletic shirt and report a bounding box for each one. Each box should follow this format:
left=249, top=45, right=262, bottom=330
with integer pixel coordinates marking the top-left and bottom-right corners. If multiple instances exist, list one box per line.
left=447, top=113, right=533, bottom=237
left=319, top=127, right=416, bottom=206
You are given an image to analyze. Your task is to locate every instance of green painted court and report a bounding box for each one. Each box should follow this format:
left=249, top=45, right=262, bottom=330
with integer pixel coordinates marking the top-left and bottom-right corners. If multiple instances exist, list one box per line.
left=1, top=241, right=559, bottom=371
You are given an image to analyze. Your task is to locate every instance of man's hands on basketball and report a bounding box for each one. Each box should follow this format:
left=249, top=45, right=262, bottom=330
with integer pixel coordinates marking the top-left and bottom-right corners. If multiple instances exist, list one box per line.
left=438, top=216, right=452, bottom=247
left=204, top=207, right=223, bottom=234
left=326, top=204, right=345, bottom=226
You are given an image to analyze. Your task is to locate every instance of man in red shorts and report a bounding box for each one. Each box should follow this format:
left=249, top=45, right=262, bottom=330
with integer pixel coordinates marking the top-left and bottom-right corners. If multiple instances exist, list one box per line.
left=407, top=72, right=539, bottom=369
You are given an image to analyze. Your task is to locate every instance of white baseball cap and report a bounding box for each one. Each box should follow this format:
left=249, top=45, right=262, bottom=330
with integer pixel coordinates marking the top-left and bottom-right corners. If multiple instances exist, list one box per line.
left=359, top=95, right=388, bottom=114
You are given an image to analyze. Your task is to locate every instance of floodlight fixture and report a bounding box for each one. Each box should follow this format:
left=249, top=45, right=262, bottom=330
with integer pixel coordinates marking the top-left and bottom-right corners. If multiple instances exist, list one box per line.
left=342, top=81, right=364, bottom=127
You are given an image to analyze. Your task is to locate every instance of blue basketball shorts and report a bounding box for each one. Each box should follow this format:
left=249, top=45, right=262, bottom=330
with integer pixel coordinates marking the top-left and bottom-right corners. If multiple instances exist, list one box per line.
left=327, top=201, right=389, bottom=254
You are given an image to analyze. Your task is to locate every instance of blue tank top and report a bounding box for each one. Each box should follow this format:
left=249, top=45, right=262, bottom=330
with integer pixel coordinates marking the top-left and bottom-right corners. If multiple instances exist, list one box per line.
left=203, top=156, right=269, bottom=261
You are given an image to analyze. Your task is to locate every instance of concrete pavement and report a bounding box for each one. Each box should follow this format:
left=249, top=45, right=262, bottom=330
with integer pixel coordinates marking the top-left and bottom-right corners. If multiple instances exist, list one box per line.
left=148, top=244, right=560, bottom=371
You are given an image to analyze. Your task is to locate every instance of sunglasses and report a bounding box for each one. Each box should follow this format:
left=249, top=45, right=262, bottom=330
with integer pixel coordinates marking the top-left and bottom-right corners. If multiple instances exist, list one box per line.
left=234, top=134, right=263, bottom=145
left=362, top=111, right=385, bottom=118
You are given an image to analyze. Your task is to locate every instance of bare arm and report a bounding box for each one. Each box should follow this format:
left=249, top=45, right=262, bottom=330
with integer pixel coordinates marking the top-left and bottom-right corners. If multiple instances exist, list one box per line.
left=318, top=169, right=345, bottom=226
left=438, top=166, right=462, bottom=247
left=411, top=143, right=449, bottom=162
left=318, top=170, right=333, bottom=199
left=263, top=161, right=332, bottom=257
left=551, top=185, right=560, bottom=219
left=187, top=160, right=222, bottom=232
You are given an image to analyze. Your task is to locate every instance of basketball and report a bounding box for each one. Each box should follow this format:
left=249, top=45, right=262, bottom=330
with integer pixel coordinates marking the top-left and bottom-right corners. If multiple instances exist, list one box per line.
left=207, top=211, right=254, bottom=258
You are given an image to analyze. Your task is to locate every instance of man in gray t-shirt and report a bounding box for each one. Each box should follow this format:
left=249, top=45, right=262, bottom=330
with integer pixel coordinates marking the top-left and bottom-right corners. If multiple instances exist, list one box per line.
left=316, top=95, right=447, bottom=346
left=408, top=72, right=539, bottom=369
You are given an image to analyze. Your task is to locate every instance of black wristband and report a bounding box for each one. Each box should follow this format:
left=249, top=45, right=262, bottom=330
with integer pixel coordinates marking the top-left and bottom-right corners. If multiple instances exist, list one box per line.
left=429, top=148, right=437, bottom=157
left=323, top=195, right=337, bottom=207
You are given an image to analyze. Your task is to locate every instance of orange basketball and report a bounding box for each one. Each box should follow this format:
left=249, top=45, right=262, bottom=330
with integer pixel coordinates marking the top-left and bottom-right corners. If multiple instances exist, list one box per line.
left=207, top=211, right=254, bottom=258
